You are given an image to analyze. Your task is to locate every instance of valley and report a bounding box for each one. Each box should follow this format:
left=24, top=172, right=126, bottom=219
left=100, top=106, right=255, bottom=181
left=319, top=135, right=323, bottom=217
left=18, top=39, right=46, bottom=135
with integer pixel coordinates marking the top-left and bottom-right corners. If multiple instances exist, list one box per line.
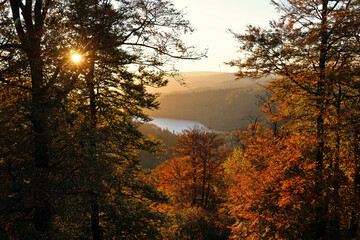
left=144, top=71, right=273, bottom=131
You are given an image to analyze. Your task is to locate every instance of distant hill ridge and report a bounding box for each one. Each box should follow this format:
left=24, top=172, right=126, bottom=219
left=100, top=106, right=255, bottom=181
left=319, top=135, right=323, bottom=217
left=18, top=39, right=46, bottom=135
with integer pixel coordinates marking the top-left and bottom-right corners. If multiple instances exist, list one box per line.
left=145, top=72, right=274, bottom=131
left=148, top=71, right=272, bottom=94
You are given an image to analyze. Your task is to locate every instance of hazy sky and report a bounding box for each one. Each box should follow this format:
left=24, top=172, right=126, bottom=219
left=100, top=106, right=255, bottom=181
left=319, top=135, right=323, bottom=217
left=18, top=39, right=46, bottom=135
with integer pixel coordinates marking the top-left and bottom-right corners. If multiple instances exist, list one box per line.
left=171, top=0, right=280, bottom=72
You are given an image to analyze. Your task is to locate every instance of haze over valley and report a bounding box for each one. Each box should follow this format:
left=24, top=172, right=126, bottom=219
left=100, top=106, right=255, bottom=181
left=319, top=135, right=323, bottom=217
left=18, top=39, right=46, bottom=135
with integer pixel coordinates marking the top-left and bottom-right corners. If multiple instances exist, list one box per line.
left=144, top=71, right=272, bottom=131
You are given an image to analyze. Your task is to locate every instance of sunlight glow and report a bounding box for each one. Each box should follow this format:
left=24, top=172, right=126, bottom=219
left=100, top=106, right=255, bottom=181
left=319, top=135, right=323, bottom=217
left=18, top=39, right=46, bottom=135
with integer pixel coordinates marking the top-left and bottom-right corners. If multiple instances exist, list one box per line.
left=71, top=53, right=82, bottom=63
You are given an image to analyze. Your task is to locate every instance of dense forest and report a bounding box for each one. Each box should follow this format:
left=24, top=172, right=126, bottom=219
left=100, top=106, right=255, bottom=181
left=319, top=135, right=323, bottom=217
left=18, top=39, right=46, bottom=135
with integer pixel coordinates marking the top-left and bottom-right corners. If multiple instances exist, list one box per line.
left=1, top=0, right=360, bottom=240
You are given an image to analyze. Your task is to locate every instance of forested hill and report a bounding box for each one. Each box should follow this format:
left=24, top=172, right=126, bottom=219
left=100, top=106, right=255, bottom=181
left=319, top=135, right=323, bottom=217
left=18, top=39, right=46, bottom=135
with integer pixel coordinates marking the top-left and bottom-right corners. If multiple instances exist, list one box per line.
left=145, top=72, right=273, bottom=131
left=148, top=71, right=270, bottom=94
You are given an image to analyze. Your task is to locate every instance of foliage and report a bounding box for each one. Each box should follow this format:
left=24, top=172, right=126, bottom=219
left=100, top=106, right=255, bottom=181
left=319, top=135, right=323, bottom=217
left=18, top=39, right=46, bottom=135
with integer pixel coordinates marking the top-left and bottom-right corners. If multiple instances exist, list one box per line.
left=0, top=0, right=201, bottom=238
left=225, top=125, right=318, bottom=239
left=139, top=123, right=178, bottom=169
left=151, top=128, right=232, bottom=239
left=227, top=0, right=360, bottom=238
left=154, top=128, right=231, bottom=209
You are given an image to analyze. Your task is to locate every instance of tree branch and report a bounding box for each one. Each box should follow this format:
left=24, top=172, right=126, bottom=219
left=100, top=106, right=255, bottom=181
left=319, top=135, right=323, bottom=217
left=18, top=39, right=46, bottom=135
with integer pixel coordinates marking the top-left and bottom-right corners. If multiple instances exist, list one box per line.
left=34, top=0, right=43, bottom=30
left=23, top=0, right=34, bottom=30
left=0, top=43, right=22, bottom=50
left=122, top=42, right=205, bottom=60
left=43, top=64, right=61, bottom=91
left=9, top=0, right=26, bottom=41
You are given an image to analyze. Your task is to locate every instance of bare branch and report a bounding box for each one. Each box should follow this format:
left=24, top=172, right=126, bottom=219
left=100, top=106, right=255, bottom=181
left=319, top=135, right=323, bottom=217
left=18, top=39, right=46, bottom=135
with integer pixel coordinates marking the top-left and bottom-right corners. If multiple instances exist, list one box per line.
left=122, top=42, right=205, bottom=60
left=9, top=0, right=26, bottom=41
left=34, top=0, right=43, bottom=30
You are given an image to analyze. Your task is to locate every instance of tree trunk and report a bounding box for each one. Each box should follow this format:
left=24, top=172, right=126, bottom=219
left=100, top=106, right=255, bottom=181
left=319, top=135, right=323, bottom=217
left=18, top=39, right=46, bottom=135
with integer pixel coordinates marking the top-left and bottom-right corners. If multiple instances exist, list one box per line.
left=204, top=164, right=212, bottom=209
left=313, top=1, right=329, bottom=238
left=87, top=55, right=102, bottom=240
left=201, top=150, right=208, bottom=208
left=30, top=46, right=53, bottom=235
left=328, top=86, right=342, bottom=239
left=9, top=0, right=54, bottom=234
left=350, top=129, right=360, bottom=237
left=91, top=197, right=102, bottom=240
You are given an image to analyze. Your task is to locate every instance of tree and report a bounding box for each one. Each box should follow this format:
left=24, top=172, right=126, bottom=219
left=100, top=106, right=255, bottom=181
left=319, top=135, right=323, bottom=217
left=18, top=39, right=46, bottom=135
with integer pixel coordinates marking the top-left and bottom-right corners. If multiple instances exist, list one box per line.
left=228, top=0, right=360, bottom=238
left=154, top=128, right=230, bottom=209
left=0, top=1, right=76, bottom=237
left=225, top=124, right=321, bottom=239
left=0, top=0, right=202, bottom=238
left=62, top=0, right=203, bottom=238
left=152, top=128, right=232, bottom=239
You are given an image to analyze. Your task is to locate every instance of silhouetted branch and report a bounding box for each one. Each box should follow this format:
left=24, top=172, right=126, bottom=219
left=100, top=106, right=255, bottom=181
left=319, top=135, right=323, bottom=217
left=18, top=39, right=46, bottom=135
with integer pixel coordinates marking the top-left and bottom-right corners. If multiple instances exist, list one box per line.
left=122, top=42, right=206, bottom=60
left=0, top=43, right=21, bottom=50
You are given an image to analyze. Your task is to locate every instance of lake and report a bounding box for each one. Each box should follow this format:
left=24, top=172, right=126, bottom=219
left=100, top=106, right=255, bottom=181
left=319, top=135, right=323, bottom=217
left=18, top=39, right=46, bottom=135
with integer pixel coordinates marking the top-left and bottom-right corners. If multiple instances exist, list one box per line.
left=149, top=117, right=209, bottom=134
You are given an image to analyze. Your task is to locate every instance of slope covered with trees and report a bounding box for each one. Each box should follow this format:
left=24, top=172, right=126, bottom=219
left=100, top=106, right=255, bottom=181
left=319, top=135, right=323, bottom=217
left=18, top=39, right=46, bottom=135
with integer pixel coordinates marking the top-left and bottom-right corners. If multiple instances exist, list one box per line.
left=139, top=123, right=178, bottom=169
left=144, top=71, right=273, bottom=131
left=145, top=86, right=264, bottom=131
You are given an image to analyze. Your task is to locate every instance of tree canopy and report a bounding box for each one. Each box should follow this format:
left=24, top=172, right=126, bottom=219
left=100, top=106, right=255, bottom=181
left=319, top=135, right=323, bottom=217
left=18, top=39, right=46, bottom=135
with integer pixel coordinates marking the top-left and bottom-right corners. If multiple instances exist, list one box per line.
left=2, top=0, right=360, bottom=239
left=227, top=0, right=360, bottom=238
left=0, top=0, right=202, bottom=238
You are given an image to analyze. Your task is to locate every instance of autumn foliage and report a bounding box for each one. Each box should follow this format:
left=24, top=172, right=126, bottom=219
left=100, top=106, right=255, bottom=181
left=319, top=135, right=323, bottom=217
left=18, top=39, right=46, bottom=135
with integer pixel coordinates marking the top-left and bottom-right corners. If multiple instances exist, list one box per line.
left=152, top=128, right=232, bottom=239
left=225, top=124, right=318, bottom=239
left=154, top=129, right=231, bottom=208
left=2, top=0, right=360, bottom=238
left=226, top=0, right=360, bottom=238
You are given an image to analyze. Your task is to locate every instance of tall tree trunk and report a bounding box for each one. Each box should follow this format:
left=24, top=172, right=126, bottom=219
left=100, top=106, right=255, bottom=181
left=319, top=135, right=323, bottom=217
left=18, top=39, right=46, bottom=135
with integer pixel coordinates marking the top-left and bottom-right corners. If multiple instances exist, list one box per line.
left=204, top=163, right=212, bottom=209
left=201, top=150, right=208, bottom=208
left=91, top=195, right=101, bottom=240
left=350, top=128, right=360, bottom=237
left=86, top=55, right=102, bottom=240
left=9, top=0, right=53, bottom=233
left=191, top=155, right=198, bottom=206
left=328, top=85, right=342, bottom=239
left=30, top=57, right=53, bottom=233
left=313, top=1, right=329, bottom=238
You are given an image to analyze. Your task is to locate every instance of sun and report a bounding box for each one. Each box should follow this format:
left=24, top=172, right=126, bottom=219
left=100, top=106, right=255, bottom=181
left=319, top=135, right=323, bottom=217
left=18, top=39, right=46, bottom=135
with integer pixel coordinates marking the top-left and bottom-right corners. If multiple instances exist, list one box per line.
left=71, top=53, right=82, bottom=63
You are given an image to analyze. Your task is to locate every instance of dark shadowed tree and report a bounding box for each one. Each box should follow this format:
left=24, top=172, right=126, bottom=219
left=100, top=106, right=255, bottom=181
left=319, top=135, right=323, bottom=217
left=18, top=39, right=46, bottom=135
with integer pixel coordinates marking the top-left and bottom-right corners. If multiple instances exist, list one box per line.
left=0, top=0, right=203, bottom=238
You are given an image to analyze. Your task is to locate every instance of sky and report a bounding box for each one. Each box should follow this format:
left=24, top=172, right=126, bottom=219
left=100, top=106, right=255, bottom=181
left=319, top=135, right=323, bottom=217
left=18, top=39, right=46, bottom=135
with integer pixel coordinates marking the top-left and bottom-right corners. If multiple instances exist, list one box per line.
left=171, top=0, right=280, bottom=72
